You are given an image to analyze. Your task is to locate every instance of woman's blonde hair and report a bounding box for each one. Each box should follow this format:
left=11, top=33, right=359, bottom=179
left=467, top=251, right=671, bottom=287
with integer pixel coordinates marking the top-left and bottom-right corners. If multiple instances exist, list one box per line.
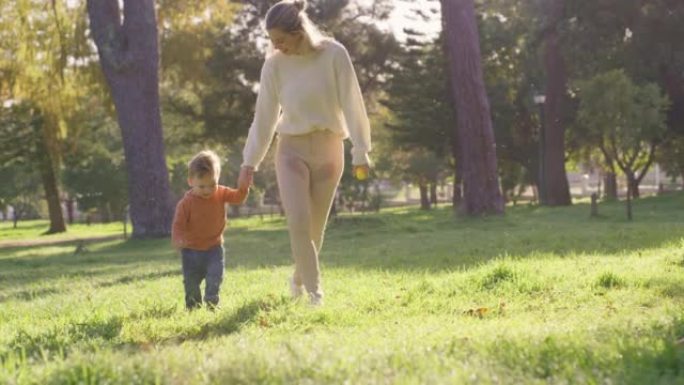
left=265, top=0, right=329, bottom=50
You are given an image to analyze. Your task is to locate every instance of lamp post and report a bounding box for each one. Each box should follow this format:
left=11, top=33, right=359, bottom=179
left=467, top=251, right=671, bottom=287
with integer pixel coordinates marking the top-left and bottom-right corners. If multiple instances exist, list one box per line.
left=534, top=93, right=546, bottom=205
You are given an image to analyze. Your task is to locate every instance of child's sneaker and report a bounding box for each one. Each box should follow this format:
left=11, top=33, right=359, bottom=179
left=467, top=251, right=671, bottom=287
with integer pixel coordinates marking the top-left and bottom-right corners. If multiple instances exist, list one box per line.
left=289, top=277, right=304, bottom=299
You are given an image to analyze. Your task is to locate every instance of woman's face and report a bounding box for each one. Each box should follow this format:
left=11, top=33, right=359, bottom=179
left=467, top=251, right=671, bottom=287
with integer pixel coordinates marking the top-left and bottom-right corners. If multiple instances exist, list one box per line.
left=268, top=28, right=303, bottom=55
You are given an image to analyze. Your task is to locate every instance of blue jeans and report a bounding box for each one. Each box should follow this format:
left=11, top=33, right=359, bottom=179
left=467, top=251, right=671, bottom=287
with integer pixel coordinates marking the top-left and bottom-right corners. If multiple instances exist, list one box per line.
left=181, top=245, right=224, bottom=309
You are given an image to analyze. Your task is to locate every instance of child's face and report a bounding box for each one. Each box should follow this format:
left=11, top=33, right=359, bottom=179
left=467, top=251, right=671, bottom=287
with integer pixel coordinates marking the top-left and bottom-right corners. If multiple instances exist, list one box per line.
left=188, top=173, right=218, bottom=199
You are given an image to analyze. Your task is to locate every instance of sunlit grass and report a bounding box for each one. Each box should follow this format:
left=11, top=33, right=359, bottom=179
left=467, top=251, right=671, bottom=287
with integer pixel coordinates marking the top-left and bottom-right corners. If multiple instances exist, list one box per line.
left=0, top=193, right=683, bottom=384
left=0, top=220, right=125, bottom=244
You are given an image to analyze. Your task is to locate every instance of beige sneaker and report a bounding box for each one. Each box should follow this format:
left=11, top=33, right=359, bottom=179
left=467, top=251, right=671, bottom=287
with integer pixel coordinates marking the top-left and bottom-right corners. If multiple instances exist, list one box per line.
left=289, top=277, right=304, bottom=299
left=309, top=293, right=324, bottom=307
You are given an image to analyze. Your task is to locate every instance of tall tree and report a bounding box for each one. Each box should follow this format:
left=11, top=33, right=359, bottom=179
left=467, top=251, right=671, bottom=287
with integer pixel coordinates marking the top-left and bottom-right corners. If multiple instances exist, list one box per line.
left=539, top=0, right=571, bottom=206
left=87, top=0, right=174, bottom=237
left=440, top=0, right=504, bottom=215
left=1, top=0, right=84, bottom=233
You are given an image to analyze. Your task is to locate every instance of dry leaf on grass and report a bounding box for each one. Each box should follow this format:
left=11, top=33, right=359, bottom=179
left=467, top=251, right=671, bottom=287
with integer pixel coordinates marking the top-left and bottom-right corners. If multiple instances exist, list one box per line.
left=464, top=307, right=489, bottom=318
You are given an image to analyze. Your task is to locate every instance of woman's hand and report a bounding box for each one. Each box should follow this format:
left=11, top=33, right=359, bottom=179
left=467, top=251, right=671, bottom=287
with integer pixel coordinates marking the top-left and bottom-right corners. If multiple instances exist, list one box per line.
left=238, top=166, right=254, bottom=190
left=353, top=164, right=370, bottom=181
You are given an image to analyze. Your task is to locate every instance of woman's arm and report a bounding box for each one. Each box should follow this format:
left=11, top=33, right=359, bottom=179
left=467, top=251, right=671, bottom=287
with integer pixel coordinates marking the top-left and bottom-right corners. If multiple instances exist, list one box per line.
left=333, top=44, right=372, bottom=166
left=242, top=58, right=281, bottom=170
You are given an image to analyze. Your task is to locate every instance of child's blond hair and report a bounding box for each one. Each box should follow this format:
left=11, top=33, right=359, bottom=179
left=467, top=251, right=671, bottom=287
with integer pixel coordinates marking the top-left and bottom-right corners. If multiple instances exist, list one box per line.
left=188, top=150, right=221, bottom=179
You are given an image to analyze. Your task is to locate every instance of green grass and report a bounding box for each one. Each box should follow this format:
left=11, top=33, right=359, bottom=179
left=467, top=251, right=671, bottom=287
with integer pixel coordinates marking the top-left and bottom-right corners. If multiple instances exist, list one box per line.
left=1, top=193, right=683, bottom=384
left=0, top=220, right=125, bottom=244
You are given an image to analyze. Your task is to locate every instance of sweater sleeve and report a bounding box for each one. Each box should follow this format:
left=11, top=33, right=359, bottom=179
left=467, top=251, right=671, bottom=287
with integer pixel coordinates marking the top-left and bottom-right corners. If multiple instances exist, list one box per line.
left=171, top=198, right=189, bottom=248
left=333, top=44, right=372, bottom=166
left=219, top=185, right=249, bottom=205
left=242, top=58, right=280, bottom=170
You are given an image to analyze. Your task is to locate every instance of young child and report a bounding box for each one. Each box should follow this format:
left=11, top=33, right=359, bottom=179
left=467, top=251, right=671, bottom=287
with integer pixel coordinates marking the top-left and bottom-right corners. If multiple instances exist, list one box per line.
left=172, top=150, right=249, bottom=310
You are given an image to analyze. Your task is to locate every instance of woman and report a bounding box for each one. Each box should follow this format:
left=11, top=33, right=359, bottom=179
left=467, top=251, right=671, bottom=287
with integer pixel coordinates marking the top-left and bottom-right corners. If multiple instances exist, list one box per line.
left=238, top=0, right=371, bottom=305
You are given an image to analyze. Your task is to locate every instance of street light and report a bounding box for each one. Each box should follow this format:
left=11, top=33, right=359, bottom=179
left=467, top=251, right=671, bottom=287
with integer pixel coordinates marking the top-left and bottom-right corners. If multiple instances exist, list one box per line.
left=534, top=93, right=546, bottom=205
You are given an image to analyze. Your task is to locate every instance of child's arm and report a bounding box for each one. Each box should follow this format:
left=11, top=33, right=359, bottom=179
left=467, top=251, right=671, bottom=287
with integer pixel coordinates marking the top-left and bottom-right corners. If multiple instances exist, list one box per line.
left=220, top=185, right=249, bottom=205
left=171, top=199, right=189, bottom=249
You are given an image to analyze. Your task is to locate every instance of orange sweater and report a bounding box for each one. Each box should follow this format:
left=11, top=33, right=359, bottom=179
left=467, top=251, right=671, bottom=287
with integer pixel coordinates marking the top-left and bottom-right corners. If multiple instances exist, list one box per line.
left=172, top=185, right=248, bottom=251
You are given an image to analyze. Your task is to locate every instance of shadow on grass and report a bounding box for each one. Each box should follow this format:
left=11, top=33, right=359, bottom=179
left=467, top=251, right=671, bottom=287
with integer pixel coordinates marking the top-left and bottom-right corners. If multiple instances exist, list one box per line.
left=0, top=296, right=291, bottom=367
left=97, top=268, right=180, bottom=289
left=0, top=286, right=63, bottom=303
left=171, top=296, right=290, bottom=343
left=0, top=268, right=180, bottom=304
left=0, top=238, right=176, bottom=289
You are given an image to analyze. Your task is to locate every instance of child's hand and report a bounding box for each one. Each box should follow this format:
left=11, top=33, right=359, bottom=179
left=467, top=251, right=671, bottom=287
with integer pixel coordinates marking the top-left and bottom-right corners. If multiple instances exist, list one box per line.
left=238, top=166, right=254, bottom=190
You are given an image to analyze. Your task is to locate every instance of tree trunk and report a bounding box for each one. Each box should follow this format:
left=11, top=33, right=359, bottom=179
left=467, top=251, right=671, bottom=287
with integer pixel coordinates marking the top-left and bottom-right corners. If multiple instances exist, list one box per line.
left=625, top=178, right=633, bottom=221
left=590, top=193, right=598, bottom=217
left=37, top=128, right=66, bottom=234
left=604, top=172, right=618, bottom=200
left=429, top=182, right=438, bottom=207
left=541, top=0, right=571, bottom=206
left=452, top=172, right=462, bottom=207
left=441, top=0, right=504, bottom=216
left=660, top=67, right=684, bottom=139
left=88, top=0, right=173, bottom=238
left=65, top=196, right=74, bottom=224
left=419, top=181, right=430, bottom=210
left=626, top=171, right=640, bottom=199
left=442, top=20, right=463, bottom=212
left=633, top=143, right=657, bottom=199
left=451, top=132, right=463, bottom=208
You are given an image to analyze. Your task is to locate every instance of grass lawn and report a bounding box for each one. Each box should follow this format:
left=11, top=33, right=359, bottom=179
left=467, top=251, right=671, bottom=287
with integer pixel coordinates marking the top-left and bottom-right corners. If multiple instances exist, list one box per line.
left=0, top=220, right=125, bottom=245
left=1, top=193, right=683, bottom=384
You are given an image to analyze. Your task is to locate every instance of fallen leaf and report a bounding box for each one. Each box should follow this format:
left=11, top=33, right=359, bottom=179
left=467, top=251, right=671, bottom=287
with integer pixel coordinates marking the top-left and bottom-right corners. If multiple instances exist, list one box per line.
left=463, top=307, right=489, bottom=318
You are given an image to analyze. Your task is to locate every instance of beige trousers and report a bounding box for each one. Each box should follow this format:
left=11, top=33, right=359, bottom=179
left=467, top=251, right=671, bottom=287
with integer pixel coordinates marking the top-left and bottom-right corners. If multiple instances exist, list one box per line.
left=275, top=130, right=344, bottom=300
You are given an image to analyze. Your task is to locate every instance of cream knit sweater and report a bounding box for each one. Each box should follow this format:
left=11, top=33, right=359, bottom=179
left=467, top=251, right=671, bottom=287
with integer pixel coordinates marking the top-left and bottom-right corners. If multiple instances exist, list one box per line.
left=242, top=39, right=371, bottom=169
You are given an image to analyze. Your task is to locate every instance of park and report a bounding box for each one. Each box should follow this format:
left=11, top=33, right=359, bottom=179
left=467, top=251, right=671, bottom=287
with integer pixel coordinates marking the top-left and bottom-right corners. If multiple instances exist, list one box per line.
left=1, top=0, right=684, bottom=384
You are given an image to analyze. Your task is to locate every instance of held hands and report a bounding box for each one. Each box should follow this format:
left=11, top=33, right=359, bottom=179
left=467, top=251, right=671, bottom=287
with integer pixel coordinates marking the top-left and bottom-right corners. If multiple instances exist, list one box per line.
left=353, top=164, right=370, bottom=181
left=238, top=166, right=255, bottom=191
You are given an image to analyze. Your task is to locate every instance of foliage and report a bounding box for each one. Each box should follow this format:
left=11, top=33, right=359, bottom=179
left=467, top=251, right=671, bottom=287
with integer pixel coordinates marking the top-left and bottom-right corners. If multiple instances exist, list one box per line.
left=564, top=0, right=684, bottom=181
left=382, top=39, right=453, bottom=159
left=0, top=164, right=42, bottom=224
left=0, top=103, right=47, bottom=224
left=576, top=70, right=669, bottom=183
left=380, top=24, right=453, bottom=208
left=476, top=0, right=545, bottom=199
left=62, top=147, right=127, bottom=223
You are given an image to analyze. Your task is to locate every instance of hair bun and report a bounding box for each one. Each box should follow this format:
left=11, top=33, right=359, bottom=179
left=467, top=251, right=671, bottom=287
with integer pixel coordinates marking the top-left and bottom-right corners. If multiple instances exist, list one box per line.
left=291, top=0, right=307, bottom=12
